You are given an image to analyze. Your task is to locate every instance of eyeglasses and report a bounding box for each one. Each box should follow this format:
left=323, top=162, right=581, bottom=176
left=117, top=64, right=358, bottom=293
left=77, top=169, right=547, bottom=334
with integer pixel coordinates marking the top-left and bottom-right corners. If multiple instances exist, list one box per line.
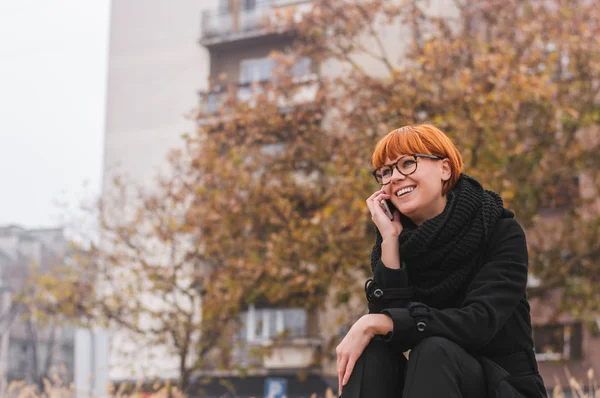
left=372, top=154, right=444, bottom=185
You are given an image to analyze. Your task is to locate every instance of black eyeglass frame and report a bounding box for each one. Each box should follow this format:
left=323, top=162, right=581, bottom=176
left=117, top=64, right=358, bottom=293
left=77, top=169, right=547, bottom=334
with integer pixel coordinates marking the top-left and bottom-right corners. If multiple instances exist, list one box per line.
left=372, top=153, right=445, bottom=185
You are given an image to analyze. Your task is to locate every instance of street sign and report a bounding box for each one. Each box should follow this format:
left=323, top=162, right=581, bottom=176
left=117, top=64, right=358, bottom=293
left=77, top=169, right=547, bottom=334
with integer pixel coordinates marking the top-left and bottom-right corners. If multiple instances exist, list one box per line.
left=265, top=377, right=287, bottom=398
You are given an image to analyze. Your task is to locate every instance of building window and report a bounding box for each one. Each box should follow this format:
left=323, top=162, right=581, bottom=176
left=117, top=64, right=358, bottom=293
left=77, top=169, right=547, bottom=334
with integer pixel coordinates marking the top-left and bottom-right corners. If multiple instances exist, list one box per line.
left=239, top=305, right=307, bottom=342
left=240, top=57, right=275, bottom=84
left=533, top=323, right=583, bottom=361
left=7, top=341, right=28, bottom=375
left=291, top=57, right=312, bottom=77
left=240, top=56, right=312, bottom=84
left=206, top=92, right=221, bottom=114
left=219, top=0, right=257, bottom=12
left=244, top=0, right=257, bottom=10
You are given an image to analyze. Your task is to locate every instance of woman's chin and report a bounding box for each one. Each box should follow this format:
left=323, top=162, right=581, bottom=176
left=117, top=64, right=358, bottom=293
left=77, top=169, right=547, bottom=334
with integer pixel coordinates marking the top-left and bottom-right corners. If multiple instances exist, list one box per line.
left=392, top=198, right=418, bottom=216
left=396, top=206, right=417, bottom=219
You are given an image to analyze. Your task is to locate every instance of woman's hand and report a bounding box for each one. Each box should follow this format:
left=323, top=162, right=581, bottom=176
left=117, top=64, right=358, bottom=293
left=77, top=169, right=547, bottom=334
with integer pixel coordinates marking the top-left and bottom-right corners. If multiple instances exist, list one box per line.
left=336, top=315, right=395, bottom=393
left=336, top=315, right=376, bottom=394
left=366, top=188, right=403, bottom=239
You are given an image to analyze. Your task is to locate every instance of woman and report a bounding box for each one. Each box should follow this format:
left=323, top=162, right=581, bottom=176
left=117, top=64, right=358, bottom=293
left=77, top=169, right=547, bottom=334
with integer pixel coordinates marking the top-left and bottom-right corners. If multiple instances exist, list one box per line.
left=336, top=125, right=547, bottom=397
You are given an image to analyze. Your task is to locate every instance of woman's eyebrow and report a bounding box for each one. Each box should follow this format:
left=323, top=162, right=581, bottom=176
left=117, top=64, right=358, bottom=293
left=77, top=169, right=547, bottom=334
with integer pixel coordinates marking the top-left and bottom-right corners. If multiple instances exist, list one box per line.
left=385, top=154, right=409, bottom=165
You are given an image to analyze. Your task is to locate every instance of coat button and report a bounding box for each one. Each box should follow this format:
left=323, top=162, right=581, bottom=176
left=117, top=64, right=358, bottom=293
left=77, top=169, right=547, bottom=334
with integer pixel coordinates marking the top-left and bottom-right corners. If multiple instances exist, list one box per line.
left=416, top=321, right=426, bottom=332
left=373, top=289, right=384, bottom=298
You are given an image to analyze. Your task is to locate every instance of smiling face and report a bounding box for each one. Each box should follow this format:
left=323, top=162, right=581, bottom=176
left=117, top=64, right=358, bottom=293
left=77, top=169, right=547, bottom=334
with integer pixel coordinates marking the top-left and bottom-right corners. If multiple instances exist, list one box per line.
left=372, top=125, right=464, bottom=225
left=382, top=154, right=451, bottom=225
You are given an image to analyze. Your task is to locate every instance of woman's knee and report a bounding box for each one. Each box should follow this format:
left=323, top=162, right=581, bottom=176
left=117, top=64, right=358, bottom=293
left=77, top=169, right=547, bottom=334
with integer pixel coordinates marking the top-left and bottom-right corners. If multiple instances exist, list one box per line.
left=341, top=338, right=406, bottom=397
left=404, top=337, right=486, bottom=398
left=410, top=336, right=460, bottom=362
left=357, top=338, right=406, bottom=372
left=364, top=337, right=392, bottom=355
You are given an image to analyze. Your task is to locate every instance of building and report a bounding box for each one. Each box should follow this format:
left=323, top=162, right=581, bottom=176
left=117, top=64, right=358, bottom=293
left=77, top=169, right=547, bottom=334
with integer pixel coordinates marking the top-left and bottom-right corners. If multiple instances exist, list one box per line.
left=531, top=289, right=600, bottom=390
left=0, top=225, right=108, bottom=397
left=0, top=225, right=75, bottom=388
left=197, top=1, right=337, bottom=394
left=528, top=164, right=600, bottom=388
left=103, top=0, right=210, bottom=189
left=0, top=227, right=68, bottom=388
left=102, top=0, right=211, bottom=385
left=104, top=0, right=338, bottom=395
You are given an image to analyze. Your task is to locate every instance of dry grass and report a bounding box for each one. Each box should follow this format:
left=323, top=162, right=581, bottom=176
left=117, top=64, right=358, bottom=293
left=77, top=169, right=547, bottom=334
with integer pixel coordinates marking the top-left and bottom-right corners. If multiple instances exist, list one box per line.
left=5, top=371, right=597, bottom=398
left=5, top=379, right=72, bottom=398
left=2, top=379, right=185, bottom=398
left=550, top=369, right=600, bottom=398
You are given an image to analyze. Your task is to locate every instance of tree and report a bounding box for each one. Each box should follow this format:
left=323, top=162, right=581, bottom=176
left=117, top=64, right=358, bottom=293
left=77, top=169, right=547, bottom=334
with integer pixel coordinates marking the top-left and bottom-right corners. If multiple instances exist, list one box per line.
left=1, top=253, right=70, bottom=389
left=27, top=172, right=251, bottom=390
left=194, top=0, right=600, bottom=326
left=182, top=0, right=599, bottom=365
left=276, top=0, right=600, bottom=316
left=27, top=51, right=373, bottom=391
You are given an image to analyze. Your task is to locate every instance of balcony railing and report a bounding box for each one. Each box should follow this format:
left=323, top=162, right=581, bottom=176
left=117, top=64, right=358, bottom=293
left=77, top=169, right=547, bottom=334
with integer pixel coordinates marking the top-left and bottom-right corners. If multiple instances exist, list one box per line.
left=198, top=73, right=319, bottom=118
left=233, top=337, right=321, bottom=369
left=201, top=0, right=311, bottom=45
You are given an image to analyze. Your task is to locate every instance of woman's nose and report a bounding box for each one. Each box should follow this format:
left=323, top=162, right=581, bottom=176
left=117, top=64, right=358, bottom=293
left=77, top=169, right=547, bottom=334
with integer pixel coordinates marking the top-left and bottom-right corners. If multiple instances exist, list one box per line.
left=391, top=167, right=406, bottom=182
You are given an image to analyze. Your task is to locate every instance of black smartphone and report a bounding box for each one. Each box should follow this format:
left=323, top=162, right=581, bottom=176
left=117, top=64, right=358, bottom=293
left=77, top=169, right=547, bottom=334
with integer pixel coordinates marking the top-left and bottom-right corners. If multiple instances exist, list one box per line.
left=380, top=199, right=394, bottom=220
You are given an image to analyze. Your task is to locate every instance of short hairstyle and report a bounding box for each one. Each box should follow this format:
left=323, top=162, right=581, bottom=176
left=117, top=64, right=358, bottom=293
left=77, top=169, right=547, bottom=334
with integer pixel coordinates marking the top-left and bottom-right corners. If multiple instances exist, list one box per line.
left=371, top=124, right=464, bottom=195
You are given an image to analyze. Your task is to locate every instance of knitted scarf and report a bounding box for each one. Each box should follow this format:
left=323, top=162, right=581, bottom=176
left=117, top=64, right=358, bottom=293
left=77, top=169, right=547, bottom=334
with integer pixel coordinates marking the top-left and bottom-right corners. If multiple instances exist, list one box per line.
left=370, top=174, right=514, bottom=308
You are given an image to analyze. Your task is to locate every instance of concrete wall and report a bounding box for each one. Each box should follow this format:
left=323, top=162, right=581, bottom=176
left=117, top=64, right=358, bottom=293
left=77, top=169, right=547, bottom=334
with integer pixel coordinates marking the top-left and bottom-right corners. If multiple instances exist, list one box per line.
left=102, top=0, right=214, bottom=383
left=103, top=0, right=211, bottom=190
left=74, top=329, right=110, bottom=398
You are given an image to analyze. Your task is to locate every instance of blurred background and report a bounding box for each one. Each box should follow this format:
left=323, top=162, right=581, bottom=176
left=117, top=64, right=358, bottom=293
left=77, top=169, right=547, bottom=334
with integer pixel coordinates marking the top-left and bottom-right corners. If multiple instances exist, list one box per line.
left=0, top=0, right=599, bottom=397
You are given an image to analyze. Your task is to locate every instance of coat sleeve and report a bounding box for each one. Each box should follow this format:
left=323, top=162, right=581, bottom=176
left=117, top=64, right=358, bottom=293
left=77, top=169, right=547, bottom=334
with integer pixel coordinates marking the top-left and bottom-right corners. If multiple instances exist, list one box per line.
left=373, top=258, right=409, bottom=289
left=381, top=218, right=529, bottom=352
left=366, top=258, right=411, bottom=314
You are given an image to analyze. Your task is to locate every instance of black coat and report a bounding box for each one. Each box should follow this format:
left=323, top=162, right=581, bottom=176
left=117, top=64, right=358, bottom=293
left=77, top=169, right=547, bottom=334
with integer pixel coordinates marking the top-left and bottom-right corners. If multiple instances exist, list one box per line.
left=366, top=218, right=547, bottom=397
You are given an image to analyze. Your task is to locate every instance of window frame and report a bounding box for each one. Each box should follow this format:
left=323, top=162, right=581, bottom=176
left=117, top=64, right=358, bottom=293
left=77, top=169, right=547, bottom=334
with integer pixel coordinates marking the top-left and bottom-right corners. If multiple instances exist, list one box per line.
left=533, top=322, right=583, bottom=361
left=239, top=304, right=307, bottom=342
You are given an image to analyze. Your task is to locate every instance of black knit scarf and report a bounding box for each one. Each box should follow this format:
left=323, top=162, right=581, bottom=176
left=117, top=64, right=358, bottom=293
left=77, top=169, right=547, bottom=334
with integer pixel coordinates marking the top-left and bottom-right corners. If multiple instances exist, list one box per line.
left=370, top=174, right=514, bottom=309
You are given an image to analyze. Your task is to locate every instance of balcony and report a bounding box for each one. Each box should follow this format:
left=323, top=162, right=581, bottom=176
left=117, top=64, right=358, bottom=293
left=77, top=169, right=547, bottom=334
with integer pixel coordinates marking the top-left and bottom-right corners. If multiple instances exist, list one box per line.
left=233, top=337, right=322, bottom=370
left=200, top=0, right=311, bottom=48
left=227, top=305, right=322, bottom=370
left=262, top=337, right=321, bottom=369
left=197, top=73, right=319, bottom=120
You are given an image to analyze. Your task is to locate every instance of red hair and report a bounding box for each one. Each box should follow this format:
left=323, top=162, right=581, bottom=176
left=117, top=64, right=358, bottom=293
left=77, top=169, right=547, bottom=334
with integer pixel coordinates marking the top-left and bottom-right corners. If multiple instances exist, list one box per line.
left=372, top=124, right=464, bottom=195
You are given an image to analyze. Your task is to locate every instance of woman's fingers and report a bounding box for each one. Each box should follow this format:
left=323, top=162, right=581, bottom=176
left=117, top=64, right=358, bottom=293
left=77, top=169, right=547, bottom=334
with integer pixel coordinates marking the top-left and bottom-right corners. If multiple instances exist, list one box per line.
left=342, top=353, right=358, bottom=386
left=336, top=316, right=376, bottom=393
left=337, top=353, right=348, bottom=393
left=366, top=190, right=389, bottom=215
left=367, top=189, right=385, bottom=204
left=337, top=350, right=361, bottom=391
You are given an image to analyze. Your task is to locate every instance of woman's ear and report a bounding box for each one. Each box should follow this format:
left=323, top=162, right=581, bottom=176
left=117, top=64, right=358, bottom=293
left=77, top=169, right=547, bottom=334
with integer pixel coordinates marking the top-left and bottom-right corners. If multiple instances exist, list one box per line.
left=441, top=159, right=451, bottom=182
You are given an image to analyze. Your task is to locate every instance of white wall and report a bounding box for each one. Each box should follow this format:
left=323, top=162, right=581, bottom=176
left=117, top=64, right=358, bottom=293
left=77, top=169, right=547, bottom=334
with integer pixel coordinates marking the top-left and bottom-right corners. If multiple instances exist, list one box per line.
left=102, top=0, right=212, bottom=382
left=74, top=329, right=110, bottom=398
left=103, top=0, right=211, bottom=190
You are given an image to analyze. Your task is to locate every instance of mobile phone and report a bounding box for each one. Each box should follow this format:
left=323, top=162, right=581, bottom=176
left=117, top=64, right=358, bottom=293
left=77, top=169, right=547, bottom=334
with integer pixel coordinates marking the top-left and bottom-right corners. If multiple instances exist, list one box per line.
left=380, top=199, right=394, bottom=220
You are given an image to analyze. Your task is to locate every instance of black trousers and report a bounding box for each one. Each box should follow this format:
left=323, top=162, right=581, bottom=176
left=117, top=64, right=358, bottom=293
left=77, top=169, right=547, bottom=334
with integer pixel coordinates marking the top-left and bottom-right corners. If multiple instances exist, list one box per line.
left=341, top=336, right=487, bottom=398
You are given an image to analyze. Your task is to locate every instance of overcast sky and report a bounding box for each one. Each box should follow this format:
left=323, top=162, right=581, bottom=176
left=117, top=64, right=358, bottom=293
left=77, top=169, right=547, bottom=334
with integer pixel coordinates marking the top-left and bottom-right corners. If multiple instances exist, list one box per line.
left=0, top=1, right=110, bottom=229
